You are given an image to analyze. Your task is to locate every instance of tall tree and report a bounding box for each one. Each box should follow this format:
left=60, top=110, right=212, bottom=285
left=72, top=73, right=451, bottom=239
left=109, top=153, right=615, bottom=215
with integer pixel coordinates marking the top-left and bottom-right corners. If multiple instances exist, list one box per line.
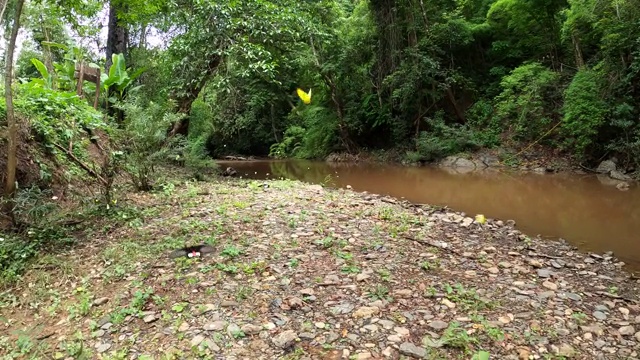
left=3, top=0, right=26, bottom=222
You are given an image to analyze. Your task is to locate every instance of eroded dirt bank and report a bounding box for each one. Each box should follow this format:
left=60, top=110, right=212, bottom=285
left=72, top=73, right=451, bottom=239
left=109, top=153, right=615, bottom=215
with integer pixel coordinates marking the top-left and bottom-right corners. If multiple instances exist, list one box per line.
left=1, top=178, right=639, bottom=359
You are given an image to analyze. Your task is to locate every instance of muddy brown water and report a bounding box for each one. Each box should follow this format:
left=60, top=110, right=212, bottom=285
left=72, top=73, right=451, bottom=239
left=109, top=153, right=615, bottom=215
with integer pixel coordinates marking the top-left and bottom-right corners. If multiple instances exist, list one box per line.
left=216, top=159, right=640, bottom=272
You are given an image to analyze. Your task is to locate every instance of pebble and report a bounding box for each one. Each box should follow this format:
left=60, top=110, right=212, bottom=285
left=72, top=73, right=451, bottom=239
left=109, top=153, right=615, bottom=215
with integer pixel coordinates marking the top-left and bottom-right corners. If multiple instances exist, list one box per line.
left=593, top=311, right=607, bottom=321
left=399, top=342, right=427, bottom=358
left=566, top=293, right=582, bottom=301
left=353, top=306, right=380, bottom=318
left=204, top=339, right=220, bottom=351
left=226, top=323, right=241, bottom=336
left=300, top=288, right=314, bottom=296
left=378, top=320, right=395, bottom=329
left=355, top=352, right=372, bottom=360
left=92, top=297, right=109, bottom=306
left=143, top=314, right=157, bottom=323
left=203, top=321, right=227, bottom=331
left=542, top=281, right=558, bottom=290
left=594, top=340, right=606, bottom=349
left=241, top=324, right=262, bottom=334
left=178, top=322, right=190, bottom=332
left=555, top=343, right=576, bottom=357
left=314, top=322, right=326, bottom=329
left=441, top=299, right=456, bottom=309
left=619, top=325, right=635, bottom=336
left=356, top=273, right=371, bottom=282
left=96, top=343, right=111, bottom=353
left=394, top=289, right=413, bottom=297
left=428, top=320, right=449, bottom=330
left=487, top=267, right=500, bottom=274
left=394, top=326, right=410, bottom=336
left=387, top=334, right=402, bottom=342
left=191, top=335, right=205, bottom=347
left=272, top=330, right=297, bottom=348
left=537, top=269, right=553, bottom=278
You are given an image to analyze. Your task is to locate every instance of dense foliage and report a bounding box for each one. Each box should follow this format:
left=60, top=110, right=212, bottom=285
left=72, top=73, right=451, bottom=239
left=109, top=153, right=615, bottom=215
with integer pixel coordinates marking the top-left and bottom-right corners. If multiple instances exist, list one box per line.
left=2, top=0, right=640, bottom=280
left=123, top=0, right=640, bottom=167
left=7, top=0, right=640, bottom=168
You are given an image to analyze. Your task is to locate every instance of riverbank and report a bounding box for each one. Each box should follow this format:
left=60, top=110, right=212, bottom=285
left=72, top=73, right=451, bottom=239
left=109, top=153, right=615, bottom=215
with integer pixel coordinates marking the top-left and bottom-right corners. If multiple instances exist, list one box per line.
left=1, top=178, right=639, bottom=359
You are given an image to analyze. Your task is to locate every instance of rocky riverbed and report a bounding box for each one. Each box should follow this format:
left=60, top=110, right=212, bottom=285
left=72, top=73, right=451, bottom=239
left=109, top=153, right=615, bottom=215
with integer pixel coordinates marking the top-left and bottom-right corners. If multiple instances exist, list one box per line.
left=1, top=178, right=639, bottom=359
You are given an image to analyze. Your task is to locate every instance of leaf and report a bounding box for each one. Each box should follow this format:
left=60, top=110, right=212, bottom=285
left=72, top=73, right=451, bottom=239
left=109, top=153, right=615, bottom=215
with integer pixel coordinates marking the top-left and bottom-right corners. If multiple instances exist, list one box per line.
left=30, top=58, right=52, bottom=88
left=472, top=351, right=490, bottom=360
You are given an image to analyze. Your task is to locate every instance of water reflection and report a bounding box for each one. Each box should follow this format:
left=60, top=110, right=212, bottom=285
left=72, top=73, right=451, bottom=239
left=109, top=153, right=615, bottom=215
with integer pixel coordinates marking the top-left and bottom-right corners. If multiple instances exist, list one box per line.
left=217, top=159, right=640, bottom=270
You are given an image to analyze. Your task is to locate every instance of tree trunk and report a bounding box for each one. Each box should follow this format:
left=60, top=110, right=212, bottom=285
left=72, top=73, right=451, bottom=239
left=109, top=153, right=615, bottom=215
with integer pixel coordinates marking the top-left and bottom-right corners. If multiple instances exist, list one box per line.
left=571, top=33, right=584, bottom=69
left=446, top=87, right=466, bottom=123
left=168, top=55, right=223, bottom=137
left=105, top=0, right=128, bottom=71
left=105, top=0, right=128, bottom=122
left=3, top=0, right=25, bottom=223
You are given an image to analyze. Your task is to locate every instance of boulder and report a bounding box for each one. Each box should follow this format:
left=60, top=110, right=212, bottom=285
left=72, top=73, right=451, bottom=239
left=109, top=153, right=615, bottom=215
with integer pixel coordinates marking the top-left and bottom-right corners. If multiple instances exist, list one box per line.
left=609, top=170, right=631, bottom=181
left=596, top=160, right=616, bottom=174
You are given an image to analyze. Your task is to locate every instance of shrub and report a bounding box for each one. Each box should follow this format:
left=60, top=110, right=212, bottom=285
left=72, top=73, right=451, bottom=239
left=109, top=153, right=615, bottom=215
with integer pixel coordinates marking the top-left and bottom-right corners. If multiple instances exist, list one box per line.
left=494, top=62, right=560, bottom=143
left=561, top=68, right=608, bottom=158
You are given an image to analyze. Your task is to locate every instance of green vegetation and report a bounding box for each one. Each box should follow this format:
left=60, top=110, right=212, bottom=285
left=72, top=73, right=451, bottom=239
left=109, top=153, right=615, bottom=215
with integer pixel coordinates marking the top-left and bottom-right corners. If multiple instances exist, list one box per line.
left=1, top=0, right=639, bottom=322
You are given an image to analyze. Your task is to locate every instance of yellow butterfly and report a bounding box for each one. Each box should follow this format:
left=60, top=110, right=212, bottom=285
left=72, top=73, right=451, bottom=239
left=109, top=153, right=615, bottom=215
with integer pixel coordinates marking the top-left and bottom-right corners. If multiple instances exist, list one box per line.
left=296, top=88, right=312, bottom=104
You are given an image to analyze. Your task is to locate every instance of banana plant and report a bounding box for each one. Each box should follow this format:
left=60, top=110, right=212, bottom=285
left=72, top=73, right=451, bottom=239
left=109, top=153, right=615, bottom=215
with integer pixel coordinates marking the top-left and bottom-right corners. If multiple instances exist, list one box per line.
left=101, top=53, right=146, bottom=104
left=30, top=58, right=53, bottom=89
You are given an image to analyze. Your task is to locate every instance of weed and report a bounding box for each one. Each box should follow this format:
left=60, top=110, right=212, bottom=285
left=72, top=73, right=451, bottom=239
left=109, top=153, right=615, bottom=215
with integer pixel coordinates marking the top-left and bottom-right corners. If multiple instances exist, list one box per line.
left=221, top=245, right=243, bottom=258
left=236, top=286, right=254, bottom=301
left=367, top=285, right=391, bottom=301
left=420, top=259, right=441, bottom=271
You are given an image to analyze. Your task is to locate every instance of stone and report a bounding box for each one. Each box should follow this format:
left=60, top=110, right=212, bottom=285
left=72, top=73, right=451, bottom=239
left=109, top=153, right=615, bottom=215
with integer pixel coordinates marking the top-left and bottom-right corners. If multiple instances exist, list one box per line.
left=300, top=288, right=315, bottom=296
left=203, top=321, right=227, bottom=331
left=428, top=320, right=449, bottom=330
left=594, top=340, right=606, bottom=349
left=178, top=322, right=190, bottom=332
left=204, top=339, right=220, bottom=351
left=191, top=335, right=205, bottom=347
left=635, top=332, right=640, bottom=342
left=542, top=281, right=558, bottom=290
left=399, top=342, right=428, bottom=358
left=596, top=160, right=616, bottom=174
left=555, top=343, right=576, bottom=358
left=619, top=325, right=635, bottom=336
left=353, top=306, right=380, bottom=319
left=143, top=314, right=157, bottom=323
left=355, top=352, right=372, bottom=360
left=394, top=327, right=410, bottom=336
left=241, top=324, right=262, bottom=335
left=610, top=170, right=631, bottom=181
left=356, top=273, right=371, bottom=282
left=314, top=322, right=326, bottom=329
left=96, top=343, right=111, bottom=353
left=394, top=289, right=413, bottom=297
left=387, top=335, right=402, bottom=342
left=226, top=323, right=241, bottom=336
left=93, top=297, right=109, bottom=306
left=378, top=320, right=395, bottom=329
left=441, top=299, right=456, bottom=309
left=272, top=330, right=297, bottom=348
left=566, top=293, right=582, bottom=301
left=487, top=267, right=500, bottom=274
left=537, top=269, right=553, bottom=278
left=593, top=311, right=607, bottom=321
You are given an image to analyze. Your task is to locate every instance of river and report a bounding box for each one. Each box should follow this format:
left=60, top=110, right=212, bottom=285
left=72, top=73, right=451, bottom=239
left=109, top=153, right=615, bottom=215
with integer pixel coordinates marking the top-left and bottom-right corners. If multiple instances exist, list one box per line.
left=216, top=159, right=640, bottom=272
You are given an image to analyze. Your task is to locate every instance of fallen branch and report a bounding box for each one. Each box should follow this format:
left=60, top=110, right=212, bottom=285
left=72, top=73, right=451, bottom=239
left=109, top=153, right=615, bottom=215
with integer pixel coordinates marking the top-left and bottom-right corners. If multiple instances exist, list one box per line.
left=596, top=291, right=639, bottom=304
left=51, top=142, right=106, bottom=185
left=403, top=235, right=460, bottom=255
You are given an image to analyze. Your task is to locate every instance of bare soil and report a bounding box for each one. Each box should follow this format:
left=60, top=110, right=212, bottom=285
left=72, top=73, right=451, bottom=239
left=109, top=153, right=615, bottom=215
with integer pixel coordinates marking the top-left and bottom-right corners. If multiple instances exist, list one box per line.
left=1, top=178, right=639, bottom=359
